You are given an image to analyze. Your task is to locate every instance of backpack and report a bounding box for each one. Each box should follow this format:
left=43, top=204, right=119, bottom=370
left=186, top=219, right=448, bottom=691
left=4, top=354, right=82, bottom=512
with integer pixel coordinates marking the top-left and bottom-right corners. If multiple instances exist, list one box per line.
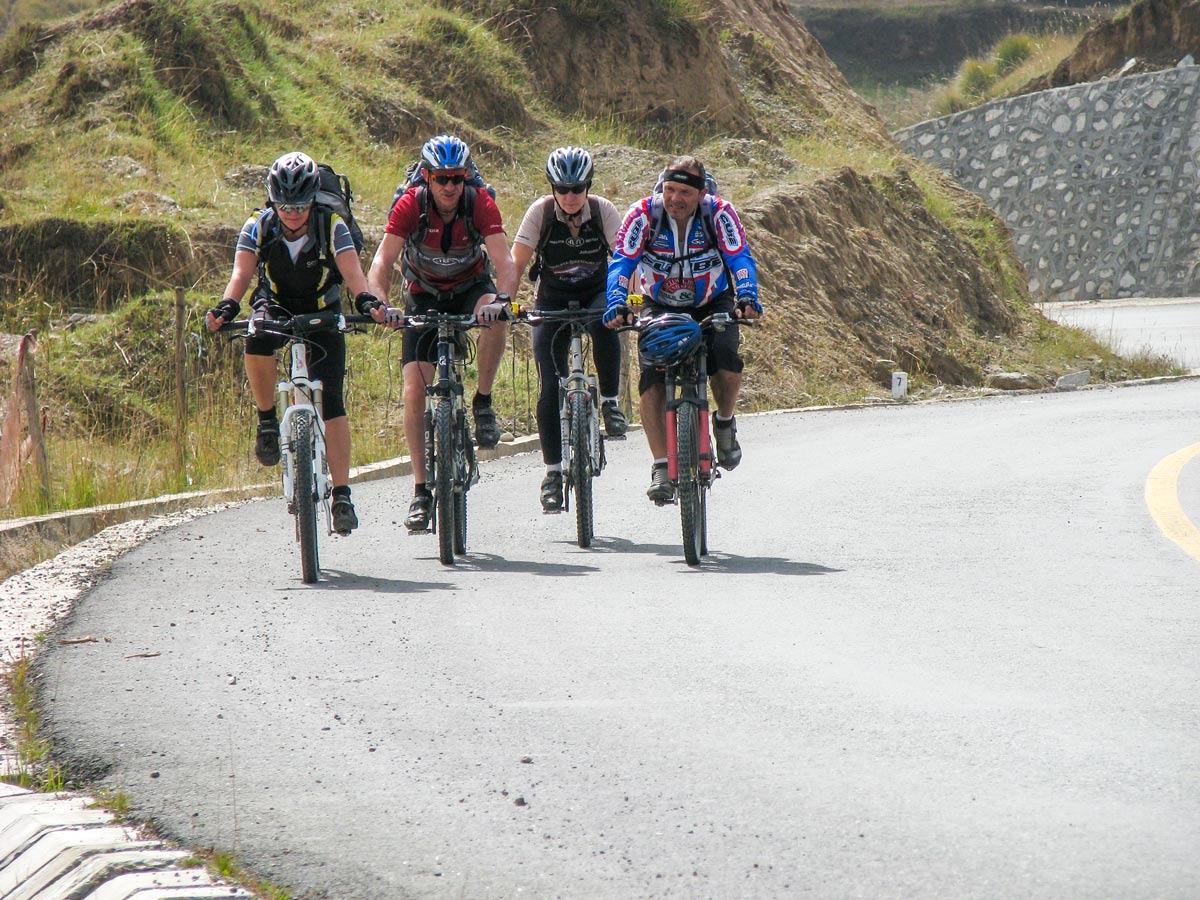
left=528, top=195, right=610, bottom=284
left=389, top=158, right=496, bottom=249
left=314, top=163, right=365, bottom=254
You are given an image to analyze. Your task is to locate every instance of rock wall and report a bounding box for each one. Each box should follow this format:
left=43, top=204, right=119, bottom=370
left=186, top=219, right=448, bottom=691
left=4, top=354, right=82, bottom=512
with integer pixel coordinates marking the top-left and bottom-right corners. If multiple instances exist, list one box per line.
left=895, top=65, right=1200, bottom=300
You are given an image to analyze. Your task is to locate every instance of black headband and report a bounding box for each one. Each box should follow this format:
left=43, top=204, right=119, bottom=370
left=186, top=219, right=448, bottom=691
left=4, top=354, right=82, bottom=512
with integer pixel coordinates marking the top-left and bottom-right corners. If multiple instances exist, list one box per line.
left=663, top=169, right=706, bottom=191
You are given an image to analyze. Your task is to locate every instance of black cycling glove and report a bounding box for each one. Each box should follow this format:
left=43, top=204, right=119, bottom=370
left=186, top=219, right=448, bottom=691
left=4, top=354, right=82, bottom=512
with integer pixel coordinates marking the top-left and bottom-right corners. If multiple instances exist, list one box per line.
left=210, top=298, right=240, bottom=322
left=355, top=291, right=384, bottom=315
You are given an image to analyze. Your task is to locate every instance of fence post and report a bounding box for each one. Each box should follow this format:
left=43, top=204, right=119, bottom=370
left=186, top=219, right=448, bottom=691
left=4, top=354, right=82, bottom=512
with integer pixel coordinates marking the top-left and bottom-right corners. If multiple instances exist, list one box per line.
left=19, top=333, right=49, bottom=504
left=174, top=288, right=187, bottom=479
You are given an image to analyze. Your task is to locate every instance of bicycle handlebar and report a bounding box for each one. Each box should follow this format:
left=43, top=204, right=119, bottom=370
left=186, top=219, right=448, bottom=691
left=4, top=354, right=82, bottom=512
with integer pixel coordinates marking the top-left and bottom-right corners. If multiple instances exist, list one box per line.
left=385, top=310, right=507, bottom=330
left=215, top=310, right=377, bottom=336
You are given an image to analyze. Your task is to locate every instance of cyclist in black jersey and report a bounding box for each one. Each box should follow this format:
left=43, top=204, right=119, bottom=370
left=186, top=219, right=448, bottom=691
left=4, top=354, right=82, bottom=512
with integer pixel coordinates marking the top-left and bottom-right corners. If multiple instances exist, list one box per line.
left=206, top=151, right=387, bottom=535
left=511, top=147, right=627, bottom=511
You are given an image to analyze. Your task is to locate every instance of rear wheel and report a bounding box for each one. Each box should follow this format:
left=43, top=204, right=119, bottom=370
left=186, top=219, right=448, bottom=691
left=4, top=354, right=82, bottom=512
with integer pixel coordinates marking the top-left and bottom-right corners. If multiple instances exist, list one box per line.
left=569, top=392, right=594, bottom=548
left=677, top=402, right=703, bottom=566
left=293, top=411, right=320, bottom=583
left=434, top=399, right=456, bottom=565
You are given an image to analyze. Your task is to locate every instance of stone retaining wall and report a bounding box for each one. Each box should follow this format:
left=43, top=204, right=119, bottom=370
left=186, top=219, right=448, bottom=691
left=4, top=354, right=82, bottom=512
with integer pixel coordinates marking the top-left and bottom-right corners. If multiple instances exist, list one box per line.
left=895, top=66, right=1200, bottom=301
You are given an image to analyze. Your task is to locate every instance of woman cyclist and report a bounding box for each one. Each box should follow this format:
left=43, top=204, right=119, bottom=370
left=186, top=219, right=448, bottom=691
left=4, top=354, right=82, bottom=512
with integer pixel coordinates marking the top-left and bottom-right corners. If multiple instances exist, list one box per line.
left=511, top=147, right=626, bottom=512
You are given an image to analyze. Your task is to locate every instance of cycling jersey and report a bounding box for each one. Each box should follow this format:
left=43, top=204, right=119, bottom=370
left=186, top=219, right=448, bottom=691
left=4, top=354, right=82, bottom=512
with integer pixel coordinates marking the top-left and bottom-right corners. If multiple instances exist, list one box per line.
left=238, top=209, right=357, bottom=312
left=606, top=195, right=759, bottom=310
left=387, top=186, right=505, bottom=296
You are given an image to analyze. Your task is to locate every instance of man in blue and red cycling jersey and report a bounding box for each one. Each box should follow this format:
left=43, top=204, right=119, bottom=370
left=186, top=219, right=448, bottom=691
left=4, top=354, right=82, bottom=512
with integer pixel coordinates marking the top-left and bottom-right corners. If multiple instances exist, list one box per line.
left=604, top=155, right=763, bottom=503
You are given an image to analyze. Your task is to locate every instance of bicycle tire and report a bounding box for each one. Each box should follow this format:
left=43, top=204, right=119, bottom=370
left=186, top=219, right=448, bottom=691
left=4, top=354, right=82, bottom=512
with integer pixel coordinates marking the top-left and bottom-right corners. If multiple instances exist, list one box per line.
left=677, top=402, right=703, bottom=566
left=293, top=411, right=320, bottom=583
left=569, top=392, right=595, bottom=548
left=434, top=399, right=456, bottom=564
left=453, top=411, right=468, bottom=555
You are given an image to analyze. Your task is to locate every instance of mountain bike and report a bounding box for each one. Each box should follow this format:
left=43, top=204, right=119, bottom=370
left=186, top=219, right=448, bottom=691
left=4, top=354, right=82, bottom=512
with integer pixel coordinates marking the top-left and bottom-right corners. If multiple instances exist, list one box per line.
left=517, top=305, right=609, bottom=548
left=220, top=307, right=374, bottom=583
left=391, top=311, right=497, bottom=565
left=635, top=311, right=750, bottom=566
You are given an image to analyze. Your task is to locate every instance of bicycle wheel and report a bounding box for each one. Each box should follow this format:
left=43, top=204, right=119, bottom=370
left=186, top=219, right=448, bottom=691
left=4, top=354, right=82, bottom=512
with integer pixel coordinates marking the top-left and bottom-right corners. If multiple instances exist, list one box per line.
left=676, top=402, right=703, bottom=566
left=453, top=412, right=468, bottom=555
left=434, top=399, right=456, bottom=564
left=293, top=411, right=320, bottom=583
left=569, top=392, right=595, bottom=548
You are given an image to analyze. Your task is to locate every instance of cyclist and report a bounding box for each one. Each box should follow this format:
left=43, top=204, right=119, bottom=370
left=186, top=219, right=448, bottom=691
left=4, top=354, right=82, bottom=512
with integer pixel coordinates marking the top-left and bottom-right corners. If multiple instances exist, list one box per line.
left=511, top=146, right=626, bottom=512
left=366, top=134, right=518, bottom=532
left=603, top=155, right=763, bottom=503
left=206, top=151, right=388, bottom=535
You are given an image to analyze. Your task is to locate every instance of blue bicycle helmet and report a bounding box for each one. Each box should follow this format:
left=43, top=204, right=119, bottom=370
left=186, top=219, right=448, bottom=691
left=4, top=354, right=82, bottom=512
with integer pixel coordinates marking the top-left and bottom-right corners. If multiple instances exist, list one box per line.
left=267, top=151, right=320, bottom=206
left=546, top=146, right=594, bottom=188
left=420, top=134, right=471, bottom=171
left=638, top=313, right=703, bottom=366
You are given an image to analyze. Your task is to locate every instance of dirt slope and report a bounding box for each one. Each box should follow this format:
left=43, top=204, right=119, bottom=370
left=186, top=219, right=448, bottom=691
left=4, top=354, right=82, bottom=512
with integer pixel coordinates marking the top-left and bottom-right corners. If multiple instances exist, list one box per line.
left=1021, top=0, right=1200, bottom=90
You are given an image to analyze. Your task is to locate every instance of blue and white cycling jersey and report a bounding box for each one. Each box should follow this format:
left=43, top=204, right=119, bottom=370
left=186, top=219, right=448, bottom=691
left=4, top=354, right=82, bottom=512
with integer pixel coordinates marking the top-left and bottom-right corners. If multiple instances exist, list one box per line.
left=606, top=194, right=759, bottom=310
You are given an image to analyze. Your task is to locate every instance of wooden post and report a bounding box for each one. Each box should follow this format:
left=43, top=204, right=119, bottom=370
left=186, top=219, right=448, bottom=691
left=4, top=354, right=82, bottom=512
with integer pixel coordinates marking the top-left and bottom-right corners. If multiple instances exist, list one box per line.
left=19, top=333, right=49, bottom=504
left=174, top=288, right=187, bottom=479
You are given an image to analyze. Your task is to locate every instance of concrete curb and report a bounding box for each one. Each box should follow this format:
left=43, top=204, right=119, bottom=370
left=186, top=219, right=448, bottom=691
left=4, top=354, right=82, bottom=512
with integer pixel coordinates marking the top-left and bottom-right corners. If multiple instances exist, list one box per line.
left=0, top=433, right=545, bottom=575
left=0, top=783, right=251, bottom=898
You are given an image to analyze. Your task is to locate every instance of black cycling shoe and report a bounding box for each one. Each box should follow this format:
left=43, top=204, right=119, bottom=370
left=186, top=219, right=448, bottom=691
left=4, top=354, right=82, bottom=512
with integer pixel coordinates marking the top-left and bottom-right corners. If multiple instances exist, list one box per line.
left=540, top=471, right=564, bottom=513
left=646, top=463, right=675, bottom=504
left=254, top=421, right=280, bottom=466
left=714, top=416, right=741, bottom=470
left=473, top=404, right=500, bottom=449
left=405, top=492, right=432, bottom=532
left=332, top=498, right=359, bottom=535
left=601, top=400, right=628, bottom=438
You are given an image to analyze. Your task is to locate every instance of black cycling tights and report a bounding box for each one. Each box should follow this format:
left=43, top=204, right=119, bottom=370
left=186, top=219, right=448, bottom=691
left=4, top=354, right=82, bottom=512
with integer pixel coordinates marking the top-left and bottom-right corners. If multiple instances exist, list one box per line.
left=533, top=295, right=621, bottom=467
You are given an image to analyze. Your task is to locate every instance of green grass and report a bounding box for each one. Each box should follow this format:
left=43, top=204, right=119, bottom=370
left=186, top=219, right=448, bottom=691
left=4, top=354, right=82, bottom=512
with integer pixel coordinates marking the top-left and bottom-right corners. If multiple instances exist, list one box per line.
left=1, top=648, right=65, bottom=791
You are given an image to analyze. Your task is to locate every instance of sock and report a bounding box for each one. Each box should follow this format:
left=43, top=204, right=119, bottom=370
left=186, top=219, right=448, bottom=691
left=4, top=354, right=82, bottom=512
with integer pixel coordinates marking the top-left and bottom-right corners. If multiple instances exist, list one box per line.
left=257, top=407, right=277, bottom=424
left=653, top=458, right=668, bottom=467
left=546, top=464, right=562, bottom=474
left=714, top=414, right=734, bottom=429
left=415, top=482, right=430, bottom=496
left=601, top=396, right=618, bottom=405
left=332, top=485, right=351, bottom=500
left=472, top=391, right=492, bottom=409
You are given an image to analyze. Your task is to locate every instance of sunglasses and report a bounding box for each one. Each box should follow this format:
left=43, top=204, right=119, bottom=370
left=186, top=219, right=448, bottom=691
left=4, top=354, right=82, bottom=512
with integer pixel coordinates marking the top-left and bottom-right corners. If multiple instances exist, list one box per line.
left=277, top=201, right=312, bottom=214
left=553, top=184, right=588, bottom=195
left=431, top=172, right=467, bottom=186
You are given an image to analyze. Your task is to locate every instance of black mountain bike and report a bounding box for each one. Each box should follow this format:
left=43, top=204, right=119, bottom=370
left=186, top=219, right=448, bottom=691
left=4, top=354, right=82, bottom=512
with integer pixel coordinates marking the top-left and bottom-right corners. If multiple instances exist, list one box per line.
left=639, top=311, right=749, bottom=566
left=518, top=305, right=610, bottom=548
left=393, top=312, right=496, bottom=564
left=220, top=308, right=373, bottom=583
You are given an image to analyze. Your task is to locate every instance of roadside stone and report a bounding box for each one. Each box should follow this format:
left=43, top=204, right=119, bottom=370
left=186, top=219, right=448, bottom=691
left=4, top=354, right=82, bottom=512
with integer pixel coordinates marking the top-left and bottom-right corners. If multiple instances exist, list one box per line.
left=113, top=191, right=180, bottom=215
left=873, top=358, right=898, bottom=387
left=985, top=372, right=1043, bottom=390
left=101, top=155, right=148, bottom=178
left=1055, top=370, right=1091, bottom=390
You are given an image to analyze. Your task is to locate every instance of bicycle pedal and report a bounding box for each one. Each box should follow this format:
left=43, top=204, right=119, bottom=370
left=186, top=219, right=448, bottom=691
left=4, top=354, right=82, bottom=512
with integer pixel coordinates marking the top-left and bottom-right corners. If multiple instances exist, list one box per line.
left=605, top=433, right=627, bottom=441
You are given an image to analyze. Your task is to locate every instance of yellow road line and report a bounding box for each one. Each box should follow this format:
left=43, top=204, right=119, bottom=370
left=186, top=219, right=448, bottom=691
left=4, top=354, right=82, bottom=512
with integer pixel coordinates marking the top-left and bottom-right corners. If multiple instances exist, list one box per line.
left=1145, top=442, right=1200, bottom=562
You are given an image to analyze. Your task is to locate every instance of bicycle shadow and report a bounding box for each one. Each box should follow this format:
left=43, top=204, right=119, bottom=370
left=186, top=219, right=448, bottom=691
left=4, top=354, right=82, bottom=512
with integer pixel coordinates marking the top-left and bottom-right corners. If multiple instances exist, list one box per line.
left=584, top=537, right=841, bottom=576
left=406, top=552, right=600, bottom=578
left=297, top=569, right=456, bottom=594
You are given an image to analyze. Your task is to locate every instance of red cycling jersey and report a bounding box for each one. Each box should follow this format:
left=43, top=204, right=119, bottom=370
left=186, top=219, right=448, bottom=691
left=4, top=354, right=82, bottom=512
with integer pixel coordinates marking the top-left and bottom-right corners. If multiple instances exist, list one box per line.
left=386, top=187, right=506, bottom=294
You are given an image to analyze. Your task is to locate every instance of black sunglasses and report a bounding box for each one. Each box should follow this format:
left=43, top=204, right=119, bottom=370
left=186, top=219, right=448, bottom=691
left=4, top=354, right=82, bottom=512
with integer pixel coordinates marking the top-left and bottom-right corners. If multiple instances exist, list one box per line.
left=432, top=173, right=467, bottom=186
left=554, top=184, right=588, bottom=195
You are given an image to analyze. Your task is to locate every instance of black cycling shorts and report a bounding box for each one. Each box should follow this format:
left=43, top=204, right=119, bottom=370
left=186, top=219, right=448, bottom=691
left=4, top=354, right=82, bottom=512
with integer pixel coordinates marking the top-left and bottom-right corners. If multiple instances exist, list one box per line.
left=244, top=306, right=348, bottom=420
left=401, top=279, right=496, bottom=366
left=637, top=293, right=743, bottom=395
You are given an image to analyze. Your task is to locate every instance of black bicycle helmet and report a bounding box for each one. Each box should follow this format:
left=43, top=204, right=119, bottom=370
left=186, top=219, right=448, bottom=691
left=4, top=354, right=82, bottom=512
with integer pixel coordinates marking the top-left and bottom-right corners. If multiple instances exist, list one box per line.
left=638, top=313, right=702, bottom=366
left=546, top=146, right=594, bottom=188
left=267, top=151, right=320, bottom=207
left=421, top=134, right=471, bottom=171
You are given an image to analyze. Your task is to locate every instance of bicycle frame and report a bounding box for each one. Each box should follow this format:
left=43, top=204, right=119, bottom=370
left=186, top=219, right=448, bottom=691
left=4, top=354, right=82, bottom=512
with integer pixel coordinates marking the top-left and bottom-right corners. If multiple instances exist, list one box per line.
left=664, top=350, right=714, bottom=487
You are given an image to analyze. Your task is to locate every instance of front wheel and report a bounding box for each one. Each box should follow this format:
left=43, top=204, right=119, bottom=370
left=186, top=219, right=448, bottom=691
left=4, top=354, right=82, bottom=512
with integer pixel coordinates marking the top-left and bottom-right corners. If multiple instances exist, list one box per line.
left=293, top=411, right=320, bottom=583
left=569, top=392, right=595, bottom=548
left=676, top=402, right=703, bottom=566
left=434, top=399, right=456, bottom=564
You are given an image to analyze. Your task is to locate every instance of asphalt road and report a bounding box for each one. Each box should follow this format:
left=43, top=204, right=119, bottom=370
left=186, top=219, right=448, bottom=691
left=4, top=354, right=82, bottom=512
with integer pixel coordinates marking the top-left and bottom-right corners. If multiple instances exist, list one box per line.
left=1043, top=298, right=1200, bottom=368
left=41, top=383, right=1200, bottom=900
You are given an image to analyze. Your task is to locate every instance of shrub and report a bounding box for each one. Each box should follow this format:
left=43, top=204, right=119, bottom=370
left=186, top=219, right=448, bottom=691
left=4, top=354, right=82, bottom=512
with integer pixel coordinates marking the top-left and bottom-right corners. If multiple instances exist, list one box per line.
left=994, top=34, right=1034, bottom=74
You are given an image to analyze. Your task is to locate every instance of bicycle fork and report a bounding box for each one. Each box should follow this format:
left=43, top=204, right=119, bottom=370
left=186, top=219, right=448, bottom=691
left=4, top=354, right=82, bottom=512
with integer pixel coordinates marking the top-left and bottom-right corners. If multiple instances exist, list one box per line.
left=665, top=371, right=714, bottom=483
